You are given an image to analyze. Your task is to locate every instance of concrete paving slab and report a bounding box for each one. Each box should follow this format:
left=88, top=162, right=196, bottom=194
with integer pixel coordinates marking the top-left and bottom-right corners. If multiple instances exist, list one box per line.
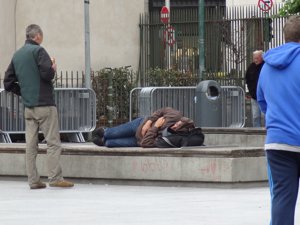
left=0, top=180, right=295, bottom=225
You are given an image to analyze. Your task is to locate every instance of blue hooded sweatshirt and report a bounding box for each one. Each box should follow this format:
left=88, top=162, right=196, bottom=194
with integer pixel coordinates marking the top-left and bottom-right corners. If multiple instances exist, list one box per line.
left=257, top=42, right=300, bottom=146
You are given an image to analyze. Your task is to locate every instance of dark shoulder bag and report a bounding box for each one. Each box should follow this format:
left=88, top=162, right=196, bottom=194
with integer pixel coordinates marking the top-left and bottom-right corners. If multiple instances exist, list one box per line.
left=156, top=127, right=205, bottom=148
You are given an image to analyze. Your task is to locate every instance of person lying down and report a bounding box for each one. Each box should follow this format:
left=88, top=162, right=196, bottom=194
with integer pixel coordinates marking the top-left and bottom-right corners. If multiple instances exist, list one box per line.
left=92, top=107, right=204, bottom=148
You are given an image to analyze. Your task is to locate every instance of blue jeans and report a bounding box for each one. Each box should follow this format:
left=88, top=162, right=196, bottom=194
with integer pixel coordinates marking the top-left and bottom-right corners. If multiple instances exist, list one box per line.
left=104, top=117, right=144, bottom=147
left=251, top=98, right=262, bottom=127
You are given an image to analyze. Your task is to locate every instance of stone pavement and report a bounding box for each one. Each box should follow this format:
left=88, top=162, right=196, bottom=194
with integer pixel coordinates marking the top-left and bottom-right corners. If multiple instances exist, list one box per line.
left=0, top=179, right=293, bottom=225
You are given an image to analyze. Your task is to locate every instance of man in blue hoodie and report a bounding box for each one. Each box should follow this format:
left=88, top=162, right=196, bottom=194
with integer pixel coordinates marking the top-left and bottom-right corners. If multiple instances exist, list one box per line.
left=257, top=16, right=300, bottom=225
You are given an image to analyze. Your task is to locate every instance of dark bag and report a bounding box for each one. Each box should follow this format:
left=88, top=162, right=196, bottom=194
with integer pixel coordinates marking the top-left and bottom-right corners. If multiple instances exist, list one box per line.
left=156, top=127, right=205, bottom=148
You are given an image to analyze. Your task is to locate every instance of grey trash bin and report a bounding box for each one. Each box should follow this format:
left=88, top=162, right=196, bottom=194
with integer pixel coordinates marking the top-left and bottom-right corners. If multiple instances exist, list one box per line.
left=195, top=80, right=222, bottom=127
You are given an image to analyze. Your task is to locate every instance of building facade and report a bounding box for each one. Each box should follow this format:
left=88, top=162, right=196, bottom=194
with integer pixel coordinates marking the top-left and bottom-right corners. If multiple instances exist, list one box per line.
left=0, top=0, right=285, bottom=76
left=227, top=0, right=283, bottom=7
left=0, top=0, right=16, bottom=74
left=0, top=0, right=148, bottom=74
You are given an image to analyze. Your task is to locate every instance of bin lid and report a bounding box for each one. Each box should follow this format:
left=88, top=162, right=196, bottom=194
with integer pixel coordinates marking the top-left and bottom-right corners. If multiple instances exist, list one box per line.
left=196, top=80, right=221, bottom=95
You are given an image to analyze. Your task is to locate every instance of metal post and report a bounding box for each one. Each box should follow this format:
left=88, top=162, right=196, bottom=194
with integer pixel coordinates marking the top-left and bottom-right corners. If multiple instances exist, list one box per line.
left=107, top=69, right=113, bottom=128
left=84, top=0, right=91, bottom=88
left=165, top=0, right=170, bottom=11
left=199, top=0, right=205, bottom=80
left=165, top=0, right=171, bottom=69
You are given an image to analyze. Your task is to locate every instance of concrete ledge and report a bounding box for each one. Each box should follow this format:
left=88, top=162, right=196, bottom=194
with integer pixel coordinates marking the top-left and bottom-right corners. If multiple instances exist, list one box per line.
left=203, top=128, right=266, bottom=147
left=0, top=143, right=267, bottom=184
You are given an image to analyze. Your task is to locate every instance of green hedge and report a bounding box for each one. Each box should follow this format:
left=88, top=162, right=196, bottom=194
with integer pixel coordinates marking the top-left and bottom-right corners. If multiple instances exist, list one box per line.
left=146, top=67, right=199, bottom=86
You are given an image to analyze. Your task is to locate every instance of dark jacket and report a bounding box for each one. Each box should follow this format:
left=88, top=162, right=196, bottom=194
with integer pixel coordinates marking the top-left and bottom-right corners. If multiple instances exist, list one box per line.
left=136, top=107, right=194, bottom=147
left=4, top=39, right=55, bottom=107
left=245, top=62, right=264, bottom=100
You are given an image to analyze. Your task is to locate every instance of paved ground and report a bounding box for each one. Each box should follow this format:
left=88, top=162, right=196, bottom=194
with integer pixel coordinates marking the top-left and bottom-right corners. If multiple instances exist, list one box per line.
left=0, top=180, right=284, bottom=225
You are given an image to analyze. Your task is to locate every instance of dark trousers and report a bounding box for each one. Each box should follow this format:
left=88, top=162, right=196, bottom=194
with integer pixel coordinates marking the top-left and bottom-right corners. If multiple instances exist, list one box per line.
left=266, top=150, right=300, bottom=225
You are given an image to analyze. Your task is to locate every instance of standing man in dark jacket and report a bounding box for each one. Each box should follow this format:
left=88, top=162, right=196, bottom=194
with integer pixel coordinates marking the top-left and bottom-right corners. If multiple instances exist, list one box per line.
left=245, top=50, right=264, bottom=127
left=4, top=24, right=74, bottom=189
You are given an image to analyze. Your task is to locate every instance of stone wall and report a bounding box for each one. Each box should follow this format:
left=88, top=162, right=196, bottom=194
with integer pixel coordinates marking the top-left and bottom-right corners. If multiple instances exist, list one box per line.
left=0, top=0, right=17, bottom=74
left=0, top=0, right=147, bottom=74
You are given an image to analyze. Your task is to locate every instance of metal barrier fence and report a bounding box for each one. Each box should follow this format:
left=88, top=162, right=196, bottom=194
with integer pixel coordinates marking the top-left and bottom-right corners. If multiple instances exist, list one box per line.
left=1, top=68, right=134, bottom=127
left=220, top=86, right=245, bottom=127
left=130, top=86, right=245, bottom=127
left=0, top=88, right=96, bottom=143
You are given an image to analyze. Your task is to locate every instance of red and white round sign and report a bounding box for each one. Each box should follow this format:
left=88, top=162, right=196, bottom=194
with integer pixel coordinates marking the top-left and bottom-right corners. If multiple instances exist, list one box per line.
left=163, top=25, right=175, bottom=46
left=160, top=6, right=170, bottom=24
left=257, top=0, right=273, bottom=12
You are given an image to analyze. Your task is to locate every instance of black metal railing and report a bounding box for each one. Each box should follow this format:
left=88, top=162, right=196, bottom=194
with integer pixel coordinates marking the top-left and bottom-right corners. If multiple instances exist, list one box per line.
left=139, top=4, right=287, bottom=87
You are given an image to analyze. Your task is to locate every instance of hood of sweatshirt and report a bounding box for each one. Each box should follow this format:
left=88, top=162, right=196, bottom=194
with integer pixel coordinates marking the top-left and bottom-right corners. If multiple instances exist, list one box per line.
left=263, top=42, right=300, bottom=69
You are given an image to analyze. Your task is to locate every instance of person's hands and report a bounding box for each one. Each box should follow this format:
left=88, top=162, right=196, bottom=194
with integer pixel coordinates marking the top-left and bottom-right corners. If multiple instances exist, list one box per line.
left=51, top=57, right=57, bottom=72
left=141, top=120, right=152, bottom=137
left=154, top=117, right=165, bottom=128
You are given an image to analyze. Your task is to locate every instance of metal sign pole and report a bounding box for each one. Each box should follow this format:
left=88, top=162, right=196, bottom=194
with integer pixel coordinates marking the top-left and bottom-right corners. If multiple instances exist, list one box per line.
left=199, top=0, right=205, bottom=80
left=165, top=0, right=171, bottom=70
left=84, top=0, right=91, bottom=88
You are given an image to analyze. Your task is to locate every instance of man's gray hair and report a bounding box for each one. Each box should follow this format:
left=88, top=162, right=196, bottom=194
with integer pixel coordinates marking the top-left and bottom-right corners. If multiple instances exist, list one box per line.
left=26, top=24, right=43, bottom=39
left=253, top=50, right=264, bottom=55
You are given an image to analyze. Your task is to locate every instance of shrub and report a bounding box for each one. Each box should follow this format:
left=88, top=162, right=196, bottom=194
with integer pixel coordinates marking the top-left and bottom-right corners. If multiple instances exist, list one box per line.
left=92, top=67, right=136, bottom=126
left=146, top=67, right=199, bottom=86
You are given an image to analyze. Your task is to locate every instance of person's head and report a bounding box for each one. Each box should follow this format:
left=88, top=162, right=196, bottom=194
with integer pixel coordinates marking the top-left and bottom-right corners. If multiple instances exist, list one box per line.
left=284, top=15, right=300, bottom=43
left=26, top=24, right=43, bottom=44
left=252, top=50, right=264, bottom=65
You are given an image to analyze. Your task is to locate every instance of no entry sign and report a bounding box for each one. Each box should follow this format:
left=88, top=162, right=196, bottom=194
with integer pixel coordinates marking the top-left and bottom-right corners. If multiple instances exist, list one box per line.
left=163, top=25, right=175, bottom=46
left=258, top=0, right=273, bottom=12
left=160, top=6, right=169, bottom=24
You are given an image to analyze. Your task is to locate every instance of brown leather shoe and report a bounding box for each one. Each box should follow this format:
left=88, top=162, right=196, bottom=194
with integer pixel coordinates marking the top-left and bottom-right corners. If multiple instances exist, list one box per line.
left=30, top=181, right=46, bottom=189
left=49, top=180, right=74, bottom=188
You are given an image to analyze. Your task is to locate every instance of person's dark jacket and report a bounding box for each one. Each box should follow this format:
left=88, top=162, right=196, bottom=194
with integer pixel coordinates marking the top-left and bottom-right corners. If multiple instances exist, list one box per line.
left=136, top=107, right=195, bottom=148
left=136, top=107, right=182, bottom=147
left=4, top=39, right=55, bottom=107
left=245, top=62, right=264, bottom=100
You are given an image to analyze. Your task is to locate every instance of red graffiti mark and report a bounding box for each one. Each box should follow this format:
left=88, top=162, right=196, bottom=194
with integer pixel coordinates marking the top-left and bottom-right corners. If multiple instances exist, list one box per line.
left=140, top=158, right=169, bottom=173
left=199, top=161, right=217, bottom=175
